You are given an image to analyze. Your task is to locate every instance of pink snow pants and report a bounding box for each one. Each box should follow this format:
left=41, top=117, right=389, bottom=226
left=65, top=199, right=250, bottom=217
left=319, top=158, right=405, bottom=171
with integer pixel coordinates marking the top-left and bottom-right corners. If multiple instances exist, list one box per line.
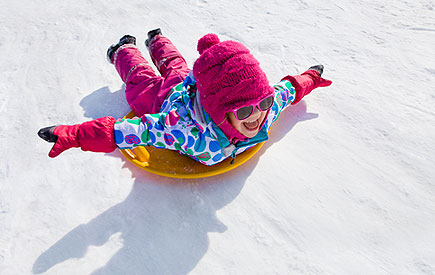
left=113, top=36, right=190, bottom=116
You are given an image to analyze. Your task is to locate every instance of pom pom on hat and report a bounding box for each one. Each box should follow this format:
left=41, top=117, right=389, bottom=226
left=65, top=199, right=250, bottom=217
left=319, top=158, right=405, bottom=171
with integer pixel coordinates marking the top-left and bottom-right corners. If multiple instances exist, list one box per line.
left=197, top=33, right=220, bottom=54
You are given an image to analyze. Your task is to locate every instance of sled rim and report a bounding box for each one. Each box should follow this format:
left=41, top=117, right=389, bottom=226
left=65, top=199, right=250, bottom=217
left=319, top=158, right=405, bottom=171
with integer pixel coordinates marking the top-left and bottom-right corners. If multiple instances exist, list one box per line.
left=119, top=110, right=264, bottom=179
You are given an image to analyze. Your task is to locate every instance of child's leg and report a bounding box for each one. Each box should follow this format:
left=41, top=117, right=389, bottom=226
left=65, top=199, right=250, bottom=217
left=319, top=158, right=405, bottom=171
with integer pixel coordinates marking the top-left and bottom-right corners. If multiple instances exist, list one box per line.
left=113, top=45, right=166, bottom=116
left=113, top=45, right=156, bottom=84
left=147, top=35, right=190, bottom=96
left=148, top=35, right=190, bottom=79
left=113, top=36, right=190, bottom=116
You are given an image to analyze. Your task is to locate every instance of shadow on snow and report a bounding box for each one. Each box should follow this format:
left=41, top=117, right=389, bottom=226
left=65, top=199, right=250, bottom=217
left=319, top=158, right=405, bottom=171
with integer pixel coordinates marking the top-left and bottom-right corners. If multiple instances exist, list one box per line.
left=32, top=86, right=316, bottom=274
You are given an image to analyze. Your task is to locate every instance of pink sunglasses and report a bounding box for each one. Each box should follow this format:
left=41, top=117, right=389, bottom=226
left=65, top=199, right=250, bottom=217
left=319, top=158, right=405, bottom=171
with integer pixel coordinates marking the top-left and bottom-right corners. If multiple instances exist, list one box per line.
left=230, top=95, right=274, bottom=120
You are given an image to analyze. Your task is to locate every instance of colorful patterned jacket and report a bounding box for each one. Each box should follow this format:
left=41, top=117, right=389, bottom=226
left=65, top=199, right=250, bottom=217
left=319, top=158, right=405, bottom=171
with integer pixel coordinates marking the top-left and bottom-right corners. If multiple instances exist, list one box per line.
left=114, top=72, right=296, bottom=166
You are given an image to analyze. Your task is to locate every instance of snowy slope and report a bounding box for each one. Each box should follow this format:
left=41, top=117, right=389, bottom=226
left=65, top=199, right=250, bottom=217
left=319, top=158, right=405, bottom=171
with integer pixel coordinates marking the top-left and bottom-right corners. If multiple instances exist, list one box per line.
left=1, top=0, right=435, bottom=274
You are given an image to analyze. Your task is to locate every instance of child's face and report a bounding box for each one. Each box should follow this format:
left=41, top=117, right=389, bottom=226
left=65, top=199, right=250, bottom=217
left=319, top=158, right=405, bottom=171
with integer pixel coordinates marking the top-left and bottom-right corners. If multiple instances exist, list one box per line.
left=227, top=107, right=268, bottom=138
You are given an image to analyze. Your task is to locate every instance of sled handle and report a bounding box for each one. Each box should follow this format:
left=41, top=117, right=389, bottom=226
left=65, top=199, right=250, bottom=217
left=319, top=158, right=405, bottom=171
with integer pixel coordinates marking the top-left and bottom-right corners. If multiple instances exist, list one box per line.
left=123, top=147, right=150, bottom=168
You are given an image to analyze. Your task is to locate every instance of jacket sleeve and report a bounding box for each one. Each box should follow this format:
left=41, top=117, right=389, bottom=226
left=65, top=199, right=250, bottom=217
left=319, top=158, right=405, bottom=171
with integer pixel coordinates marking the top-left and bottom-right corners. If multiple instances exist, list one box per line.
left=113, top=110, right=225, bottom=165
left=269, top=80, right=296, bottom=123
left=114, top=110, right=190, bottom=150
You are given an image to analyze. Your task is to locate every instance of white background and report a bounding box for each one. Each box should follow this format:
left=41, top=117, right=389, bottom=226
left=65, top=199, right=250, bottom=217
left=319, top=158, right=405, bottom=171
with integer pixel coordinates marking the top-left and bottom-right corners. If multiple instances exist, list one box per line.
left=1, top=0, right=435, bottom=274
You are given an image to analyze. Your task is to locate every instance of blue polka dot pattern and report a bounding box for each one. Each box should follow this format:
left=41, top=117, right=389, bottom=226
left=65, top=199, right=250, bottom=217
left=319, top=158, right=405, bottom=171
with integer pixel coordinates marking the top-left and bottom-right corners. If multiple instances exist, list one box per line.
left=149, top=131, right=156, bottom=144
left=194, top=132, right=207, bottom=152
left=212, top=154, right=223, bottom=162
left=209, top=141, right=220, bottom=152
left=154, top=122, right=164, bottom=131
left=114, top=130, right=124, bottom=144
left=186, top=136, right=195, bottom=148
left=171, top=130, right=185, bottom=145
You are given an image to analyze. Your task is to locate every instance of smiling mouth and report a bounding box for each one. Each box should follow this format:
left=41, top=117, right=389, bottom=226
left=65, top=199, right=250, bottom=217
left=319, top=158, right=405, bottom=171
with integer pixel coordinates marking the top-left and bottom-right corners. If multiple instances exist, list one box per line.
left=243, top=119, right=260, bottom=131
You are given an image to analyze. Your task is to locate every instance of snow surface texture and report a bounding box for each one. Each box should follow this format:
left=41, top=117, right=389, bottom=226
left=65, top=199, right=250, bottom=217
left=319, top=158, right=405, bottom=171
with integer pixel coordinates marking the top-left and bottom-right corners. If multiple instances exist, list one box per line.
left=1, top=0, right=435, bottom=274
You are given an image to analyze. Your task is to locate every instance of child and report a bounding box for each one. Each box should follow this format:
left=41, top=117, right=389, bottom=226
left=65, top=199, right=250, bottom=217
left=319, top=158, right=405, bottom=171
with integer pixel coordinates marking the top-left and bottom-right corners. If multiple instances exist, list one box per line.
left=38, top=29, right=332, bottom=166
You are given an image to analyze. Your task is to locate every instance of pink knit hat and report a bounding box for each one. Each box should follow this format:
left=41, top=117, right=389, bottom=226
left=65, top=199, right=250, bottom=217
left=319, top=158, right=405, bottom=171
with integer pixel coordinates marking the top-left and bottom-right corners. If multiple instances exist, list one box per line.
left=192, top=34, right=273, bottom=142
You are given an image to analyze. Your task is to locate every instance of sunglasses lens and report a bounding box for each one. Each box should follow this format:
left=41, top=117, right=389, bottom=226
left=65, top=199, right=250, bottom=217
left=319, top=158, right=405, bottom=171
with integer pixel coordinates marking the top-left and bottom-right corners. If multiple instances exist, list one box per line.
left=236, top=106, right=253, bottom=120
left=259, top=96, right=274, bottom=111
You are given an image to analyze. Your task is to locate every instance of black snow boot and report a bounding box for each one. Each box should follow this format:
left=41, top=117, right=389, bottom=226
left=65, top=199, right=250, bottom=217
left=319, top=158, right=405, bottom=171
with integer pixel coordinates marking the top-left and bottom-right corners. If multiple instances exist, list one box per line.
left=145, top=28, right=162, bottom=48
left=107, top=35, right=136, bottom=63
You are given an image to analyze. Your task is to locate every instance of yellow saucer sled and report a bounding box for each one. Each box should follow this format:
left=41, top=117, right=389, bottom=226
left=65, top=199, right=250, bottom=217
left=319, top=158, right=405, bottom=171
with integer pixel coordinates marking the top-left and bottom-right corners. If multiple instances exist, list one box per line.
left=119, top=110, right=265, bottom=179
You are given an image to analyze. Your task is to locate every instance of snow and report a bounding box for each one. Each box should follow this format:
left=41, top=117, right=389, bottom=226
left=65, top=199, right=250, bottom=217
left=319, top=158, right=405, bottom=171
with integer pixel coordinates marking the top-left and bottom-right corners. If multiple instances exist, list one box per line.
left=1, top=0, right=435, bottom=274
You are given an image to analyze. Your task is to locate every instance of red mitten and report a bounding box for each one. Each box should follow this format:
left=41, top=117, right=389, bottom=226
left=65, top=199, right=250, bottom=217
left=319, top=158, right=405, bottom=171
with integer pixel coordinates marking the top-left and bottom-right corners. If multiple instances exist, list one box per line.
left=282, top=65, right=332, bottom=105
left=38, top=116, right=117, bottom=158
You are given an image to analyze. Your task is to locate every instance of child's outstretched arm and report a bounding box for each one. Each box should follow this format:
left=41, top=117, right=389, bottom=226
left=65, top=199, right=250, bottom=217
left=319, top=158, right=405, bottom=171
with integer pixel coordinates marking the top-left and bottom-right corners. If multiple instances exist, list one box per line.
left=38, top=117, right=117, bottom=158
left=38, top=112, right=221, bottom=165
left=282, top=65, right=332, bottom=105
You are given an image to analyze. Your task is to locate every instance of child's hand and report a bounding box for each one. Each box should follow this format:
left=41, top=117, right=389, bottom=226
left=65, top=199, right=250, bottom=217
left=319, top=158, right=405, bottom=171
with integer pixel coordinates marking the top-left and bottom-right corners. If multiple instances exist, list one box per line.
left=305, top=65, right=332, bottom=88
left=38, top=125, right=81, bottom=157
left=282, top=64, right=332, bottom=105
left=308, top=65, right=325, bottom=77
left=38, top=117, right=118, bottom=158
